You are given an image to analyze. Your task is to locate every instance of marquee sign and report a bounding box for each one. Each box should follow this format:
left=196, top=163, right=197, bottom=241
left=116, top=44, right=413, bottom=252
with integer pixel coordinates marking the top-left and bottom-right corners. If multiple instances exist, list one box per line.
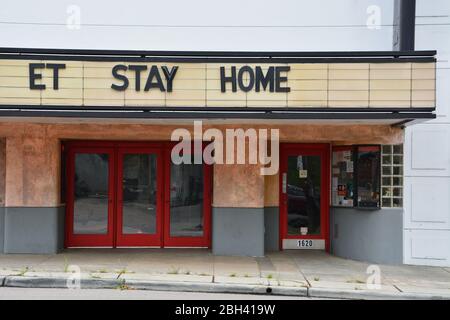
left=0, top=59, right=436, bottom=109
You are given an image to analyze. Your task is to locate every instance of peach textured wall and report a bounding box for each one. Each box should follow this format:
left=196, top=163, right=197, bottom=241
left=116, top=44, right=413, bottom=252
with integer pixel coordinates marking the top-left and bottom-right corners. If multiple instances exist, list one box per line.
left=213, top=163, right=265, bottom=208
left=264, top=173, right=280, bottom=208
left=0, top=121, right=403, bottom=207
left=2, top=125, right=60, bottom=207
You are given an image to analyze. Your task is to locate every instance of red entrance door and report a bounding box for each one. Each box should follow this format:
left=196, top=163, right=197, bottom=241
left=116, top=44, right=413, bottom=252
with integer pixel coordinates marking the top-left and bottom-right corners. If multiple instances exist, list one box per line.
left=65, top=142, right=211, bottom=248
left=279, top=144, right=330, bottom=251
left=115, top=146, right=164, bottom=247
left=65, top=145, right=116, bottom=247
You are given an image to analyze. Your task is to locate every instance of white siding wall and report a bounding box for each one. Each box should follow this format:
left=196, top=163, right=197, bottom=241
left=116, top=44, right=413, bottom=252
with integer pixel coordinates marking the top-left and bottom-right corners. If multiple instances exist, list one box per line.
left=403, top=0, right=450, bottom=266
left=0, top=0, right=393, bottom=51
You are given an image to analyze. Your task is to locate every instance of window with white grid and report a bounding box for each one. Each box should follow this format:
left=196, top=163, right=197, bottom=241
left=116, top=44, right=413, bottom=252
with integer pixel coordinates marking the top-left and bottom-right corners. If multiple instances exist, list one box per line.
left=381, top=144, right=403, bottom=208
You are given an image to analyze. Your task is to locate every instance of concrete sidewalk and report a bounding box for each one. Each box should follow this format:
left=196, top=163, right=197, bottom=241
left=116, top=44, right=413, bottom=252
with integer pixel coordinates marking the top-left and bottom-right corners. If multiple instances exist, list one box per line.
left=1, top=249, right=449, bottom=299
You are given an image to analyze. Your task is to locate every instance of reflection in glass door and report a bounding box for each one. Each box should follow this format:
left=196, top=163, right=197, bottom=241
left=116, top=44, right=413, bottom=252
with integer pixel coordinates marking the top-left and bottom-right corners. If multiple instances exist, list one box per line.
left=169, top=162, right=204, bottom=237
left=66, top=147, right=115, bottom=247
left=116, top=149, right=162, bottom=247
left=286, top=155, right=322, bottom=236
left=164, top=149, right=211, bottom=247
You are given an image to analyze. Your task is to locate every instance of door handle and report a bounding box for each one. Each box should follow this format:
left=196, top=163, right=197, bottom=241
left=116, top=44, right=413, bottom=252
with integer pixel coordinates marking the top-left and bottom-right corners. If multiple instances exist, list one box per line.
left=282, top=173, right=287, bottom=194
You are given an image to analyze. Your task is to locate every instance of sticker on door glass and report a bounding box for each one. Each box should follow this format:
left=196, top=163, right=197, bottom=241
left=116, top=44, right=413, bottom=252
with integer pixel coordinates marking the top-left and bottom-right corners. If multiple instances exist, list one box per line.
left=299, top=170, right=308, bottom=178
left=346, top=160, right=353, bottom=173
left=343, top=150, right=351, bottom=161
left=300, top=227, right=308, bottom=235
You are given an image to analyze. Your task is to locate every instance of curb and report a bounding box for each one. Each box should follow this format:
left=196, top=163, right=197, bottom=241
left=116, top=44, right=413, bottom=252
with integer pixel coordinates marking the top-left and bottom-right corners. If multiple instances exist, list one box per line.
left=128, top=280, right=273, bottom=295
left=4, top=276, right=122, bottom=289
left=2, top=275, right=308, bottom=297
left=307, top=287, right=450, bottom=300
left=1, top=275, right=449, bottom=300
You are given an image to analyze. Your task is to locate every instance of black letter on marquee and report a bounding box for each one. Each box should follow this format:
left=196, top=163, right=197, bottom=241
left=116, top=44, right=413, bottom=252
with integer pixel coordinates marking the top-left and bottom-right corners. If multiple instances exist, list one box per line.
left=128, top=65, right=147, bottom=91
left=161, top=66, right=178, bottom=92
left=46, top=63, right=66, bottom=90
left=238, top=66, right=255, bottom=92
left=29, top=63, right=46, bottom=90
left=255, top=66, right=274, bottom=92
left=144, top=66, right=165, bottom=91
left=220, top=66, right=237, bottom=92
left=275, top=66, right=290, bottom=93
left=111, top=64, right=129, bottom=91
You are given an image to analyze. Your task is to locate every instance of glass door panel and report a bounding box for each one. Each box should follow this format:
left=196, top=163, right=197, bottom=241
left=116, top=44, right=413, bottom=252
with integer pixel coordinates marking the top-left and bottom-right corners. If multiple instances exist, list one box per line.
left=169, top=162, right=204, bottom=238
left=122, top=154, right=157, bottom=234
left=73, top=153, right=110, bottom=235
left=164, top=148, right=211, bottom=247
left=287, top=155, right=321, bottom=236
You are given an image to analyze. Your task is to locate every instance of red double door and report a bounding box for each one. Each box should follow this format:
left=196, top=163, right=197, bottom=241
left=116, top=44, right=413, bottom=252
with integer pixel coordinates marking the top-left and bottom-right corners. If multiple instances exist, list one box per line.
left=65, top=142, right=211, bottom=248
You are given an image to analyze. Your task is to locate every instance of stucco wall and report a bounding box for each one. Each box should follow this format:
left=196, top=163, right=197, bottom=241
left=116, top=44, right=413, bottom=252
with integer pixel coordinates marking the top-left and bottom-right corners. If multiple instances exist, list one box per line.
left=5, top=134, right=60, bottom=207
left=0, top=121, right=403, bottom=207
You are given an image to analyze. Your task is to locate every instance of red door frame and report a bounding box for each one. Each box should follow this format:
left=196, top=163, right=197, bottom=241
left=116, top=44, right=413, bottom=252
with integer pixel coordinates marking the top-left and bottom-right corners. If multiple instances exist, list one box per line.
left=279, top=143, right=331, bottom=252
left=65, top=145, right=116, bottom=247
left=115, top=146, right=164, bottom=247
left=162, top=142, right=212, bottom=248
left=64, top=141, right=211, bottom=248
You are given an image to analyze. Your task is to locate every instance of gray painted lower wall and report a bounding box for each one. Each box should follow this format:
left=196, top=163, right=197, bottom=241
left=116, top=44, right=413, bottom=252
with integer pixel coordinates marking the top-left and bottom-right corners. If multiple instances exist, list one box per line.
left=212, top=207, right=264, bottom=257
left=3, top=206, right=65, bottom=254
left=0, top=207, right=4, bottom=253
left=264, top=207, right=279, bottom=252
left=330, top=207, right=403, bottom=265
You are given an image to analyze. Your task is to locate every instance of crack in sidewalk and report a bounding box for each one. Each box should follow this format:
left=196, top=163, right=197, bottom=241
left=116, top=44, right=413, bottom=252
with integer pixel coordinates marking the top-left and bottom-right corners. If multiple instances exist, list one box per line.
left=393, top=284, right=403, bottom=292
left=289, top=255, right=311, bottom=287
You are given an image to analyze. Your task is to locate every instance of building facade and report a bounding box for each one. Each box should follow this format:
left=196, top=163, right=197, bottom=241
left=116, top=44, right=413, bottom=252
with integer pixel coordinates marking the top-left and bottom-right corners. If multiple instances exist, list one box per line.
left=0, top=0, right=448, bottom=266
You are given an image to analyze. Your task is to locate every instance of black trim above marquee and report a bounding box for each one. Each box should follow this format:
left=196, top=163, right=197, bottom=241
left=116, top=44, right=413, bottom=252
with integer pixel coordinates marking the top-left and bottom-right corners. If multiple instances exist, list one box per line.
left=0, top=47, right=437, bottom=63
left=0, top=105, right=436, bottom=113
left=0, top=108, right=436, bottom=122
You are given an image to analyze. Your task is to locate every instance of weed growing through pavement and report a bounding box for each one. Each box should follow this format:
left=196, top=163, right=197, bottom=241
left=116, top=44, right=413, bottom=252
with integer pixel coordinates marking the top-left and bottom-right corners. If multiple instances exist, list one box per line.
left=63, top=256, right=70, bottom=273
left=16, top=267, right=29, bottom=276
left=116, top=279, right=132, bottom=291
left=346, top=279, right=365, bottom=284
left=167, top=266, right=180, bottom=275
left=97, top=268, right=109, bottom=274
